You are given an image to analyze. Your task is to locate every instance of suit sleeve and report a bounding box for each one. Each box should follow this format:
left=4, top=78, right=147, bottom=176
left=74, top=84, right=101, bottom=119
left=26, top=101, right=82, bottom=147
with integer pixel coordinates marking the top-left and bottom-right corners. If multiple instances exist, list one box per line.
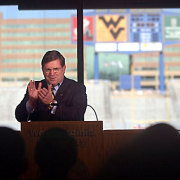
left=55, top=83, right=87, bottom=121
left=15, top=88, right=30, bottom=122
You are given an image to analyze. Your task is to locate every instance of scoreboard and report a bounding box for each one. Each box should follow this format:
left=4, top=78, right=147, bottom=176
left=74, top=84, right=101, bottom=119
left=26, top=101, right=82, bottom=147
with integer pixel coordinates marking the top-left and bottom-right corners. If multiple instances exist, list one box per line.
left=130, top=13, right=162, bottom=42
left=72, top=11, right=163, bottom=52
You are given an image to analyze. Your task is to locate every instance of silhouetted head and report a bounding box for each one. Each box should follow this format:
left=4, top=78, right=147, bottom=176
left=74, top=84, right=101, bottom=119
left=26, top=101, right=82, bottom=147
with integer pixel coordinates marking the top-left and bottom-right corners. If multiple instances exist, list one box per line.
left=99, top=123, right=180, bottom=180
left=0, top=126, right=26, bottom=179
left=35, top=127, right=77, bottom=179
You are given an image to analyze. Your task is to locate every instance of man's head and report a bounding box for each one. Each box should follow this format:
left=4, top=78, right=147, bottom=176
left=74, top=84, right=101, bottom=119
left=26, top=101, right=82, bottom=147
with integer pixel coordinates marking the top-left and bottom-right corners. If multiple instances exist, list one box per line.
left=35, top=127, right=77, bottom=179
left=41, top=50, right=66, bottom=86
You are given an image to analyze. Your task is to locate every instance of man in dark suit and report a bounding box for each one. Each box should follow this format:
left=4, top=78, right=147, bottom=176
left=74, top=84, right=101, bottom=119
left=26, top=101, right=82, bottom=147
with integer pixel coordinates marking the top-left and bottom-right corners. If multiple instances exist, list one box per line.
left=15, top=50, right=87, bottom=122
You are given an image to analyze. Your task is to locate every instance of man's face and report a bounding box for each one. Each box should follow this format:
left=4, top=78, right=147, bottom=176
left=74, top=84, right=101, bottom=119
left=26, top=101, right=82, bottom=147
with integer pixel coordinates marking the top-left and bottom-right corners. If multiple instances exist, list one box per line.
left=42, top=59, right=66, bottom=86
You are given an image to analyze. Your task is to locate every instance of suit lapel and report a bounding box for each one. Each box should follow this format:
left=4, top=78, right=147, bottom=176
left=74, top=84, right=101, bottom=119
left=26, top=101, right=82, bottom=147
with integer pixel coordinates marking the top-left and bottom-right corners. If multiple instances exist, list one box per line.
left=55, top=77, right=69, bottom=101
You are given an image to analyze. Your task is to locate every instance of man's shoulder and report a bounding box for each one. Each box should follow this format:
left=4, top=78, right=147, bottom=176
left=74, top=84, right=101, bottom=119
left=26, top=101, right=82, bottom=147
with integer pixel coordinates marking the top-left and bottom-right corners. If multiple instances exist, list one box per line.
left=64, top=77, right=76, bottom=83
left=64, top=77, right=85, bottom=87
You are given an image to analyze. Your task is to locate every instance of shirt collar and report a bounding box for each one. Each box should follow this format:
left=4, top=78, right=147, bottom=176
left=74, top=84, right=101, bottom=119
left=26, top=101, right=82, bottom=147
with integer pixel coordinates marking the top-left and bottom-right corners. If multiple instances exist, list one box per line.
left=48, top=78, right=64, bottom=91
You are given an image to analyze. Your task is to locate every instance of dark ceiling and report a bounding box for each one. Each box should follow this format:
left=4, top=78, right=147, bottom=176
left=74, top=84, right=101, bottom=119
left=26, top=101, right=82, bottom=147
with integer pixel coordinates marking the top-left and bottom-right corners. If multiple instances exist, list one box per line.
left=1, top=0, right=180, bottom=9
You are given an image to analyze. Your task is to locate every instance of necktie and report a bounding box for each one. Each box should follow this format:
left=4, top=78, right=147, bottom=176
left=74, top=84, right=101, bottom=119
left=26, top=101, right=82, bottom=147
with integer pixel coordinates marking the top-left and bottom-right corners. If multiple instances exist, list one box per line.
left=51, top=86, right=55, bottom=98
left=51, top=83, right=60, bottom=98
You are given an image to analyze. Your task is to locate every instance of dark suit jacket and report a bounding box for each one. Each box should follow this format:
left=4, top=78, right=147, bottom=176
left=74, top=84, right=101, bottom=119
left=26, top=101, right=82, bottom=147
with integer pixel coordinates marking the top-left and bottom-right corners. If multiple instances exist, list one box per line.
left=15, top=77, right=87, bottom=122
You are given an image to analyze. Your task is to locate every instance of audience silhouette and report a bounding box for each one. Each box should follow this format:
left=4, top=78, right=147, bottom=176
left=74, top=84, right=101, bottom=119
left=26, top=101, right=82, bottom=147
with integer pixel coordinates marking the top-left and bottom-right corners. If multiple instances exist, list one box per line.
left=0, top=126, right=26, bottom=180
left=4, top=122, right=178, bottom=179
left=98, top=123, right=180, bottom=180
left=34, top=127, right=77, bottom=180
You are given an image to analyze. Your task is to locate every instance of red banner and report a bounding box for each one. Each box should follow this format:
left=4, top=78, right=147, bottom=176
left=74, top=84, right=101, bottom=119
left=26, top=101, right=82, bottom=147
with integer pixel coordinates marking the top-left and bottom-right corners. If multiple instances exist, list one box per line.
left=72, top=16, right=94, bottom=42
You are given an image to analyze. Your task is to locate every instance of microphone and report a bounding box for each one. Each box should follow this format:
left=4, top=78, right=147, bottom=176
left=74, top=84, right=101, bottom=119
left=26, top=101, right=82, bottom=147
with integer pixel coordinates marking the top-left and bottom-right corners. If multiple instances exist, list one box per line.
left=87, top=104, right=99, bottom=121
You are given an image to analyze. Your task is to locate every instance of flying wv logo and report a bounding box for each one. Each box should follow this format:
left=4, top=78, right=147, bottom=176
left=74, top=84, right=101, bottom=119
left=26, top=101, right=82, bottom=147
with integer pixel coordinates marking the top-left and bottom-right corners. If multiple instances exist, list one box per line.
left=99, top=16, right=125, bottom=40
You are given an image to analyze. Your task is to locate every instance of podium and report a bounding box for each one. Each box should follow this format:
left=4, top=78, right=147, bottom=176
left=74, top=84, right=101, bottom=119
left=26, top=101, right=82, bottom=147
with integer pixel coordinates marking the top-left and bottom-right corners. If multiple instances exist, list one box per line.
left=21, top=121, right=104, bottom=179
